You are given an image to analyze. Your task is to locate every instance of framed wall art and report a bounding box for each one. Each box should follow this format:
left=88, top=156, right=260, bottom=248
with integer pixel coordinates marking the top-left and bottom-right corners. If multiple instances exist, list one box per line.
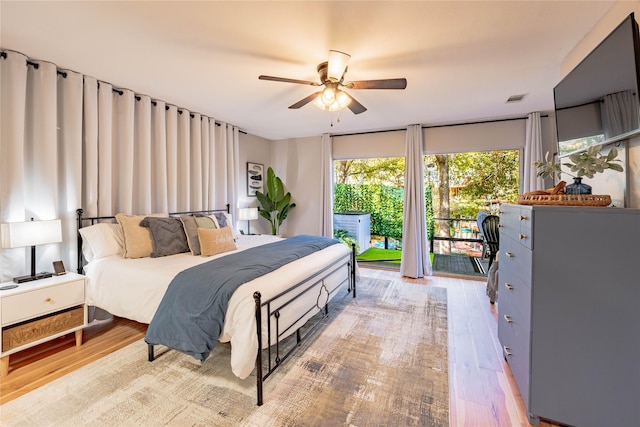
left=247, top=162, right=264, bottom=196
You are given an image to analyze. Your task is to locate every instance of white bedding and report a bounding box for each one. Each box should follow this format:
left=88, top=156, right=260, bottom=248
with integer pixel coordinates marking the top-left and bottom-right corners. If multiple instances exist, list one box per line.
left=84, top=235, right=351, bottom=379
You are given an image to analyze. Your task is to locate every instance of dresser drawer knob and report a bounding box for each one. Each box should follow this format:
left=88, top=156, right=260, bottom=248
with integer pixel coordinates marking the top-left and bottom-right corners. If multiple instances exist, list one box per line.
left=503, top=346, right=513, bottom=357
left=519, top=234, right=527, bottom=240
left=519, top=215, right=528, bottom=221
left=45, top=297, right=53, bottom=303
left=504, top=314, right=513, bottom=323
left=505, top=252, right=514, bottom=258
left=505, top=283, right=514, bottom=291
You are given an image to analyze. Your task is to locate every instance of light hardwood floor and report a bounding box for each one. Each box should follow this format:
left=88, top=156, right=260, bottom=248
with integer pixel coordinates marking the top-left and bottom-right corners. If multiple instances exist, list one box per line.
left=0, top=268, right=558, bottom=426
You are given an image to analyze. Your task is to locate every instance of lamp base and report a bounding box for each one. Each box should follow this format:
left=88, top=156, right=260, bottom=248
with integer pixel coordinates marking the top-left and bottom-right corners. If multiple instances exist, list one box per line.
left=13, top=272, right=54, bottom=284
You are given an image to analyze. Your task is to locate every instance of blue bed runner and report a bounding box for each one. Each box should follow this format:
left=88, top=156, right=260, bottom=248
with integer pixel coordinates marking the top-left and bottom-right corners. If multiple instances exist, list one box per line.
left=144, top=235, right=339, bottom=361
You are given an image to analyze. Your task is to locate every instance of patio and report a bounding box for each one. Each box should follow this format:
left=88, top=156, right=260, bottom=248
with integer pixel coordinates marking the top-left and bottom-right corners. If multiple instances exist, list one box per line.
left=356, top=242, right=489, bottom=278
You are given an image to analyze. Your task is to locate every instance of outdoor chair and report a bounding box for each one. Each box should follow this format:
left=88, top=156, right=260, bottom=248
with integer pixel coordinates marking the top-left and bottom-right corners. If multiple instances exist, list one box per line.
left=476, top=212, right=489, bottom=258
left=481, top=214, right=500, bottom=269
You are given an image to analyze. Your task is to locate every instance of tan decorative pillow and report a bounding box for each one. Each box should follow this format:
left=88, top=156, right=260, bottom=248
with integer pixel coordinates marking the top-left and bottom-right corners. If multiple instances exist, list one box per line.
left=198, top=227, right=237, bottom=257
left=116, top=213, right=167, bottom=259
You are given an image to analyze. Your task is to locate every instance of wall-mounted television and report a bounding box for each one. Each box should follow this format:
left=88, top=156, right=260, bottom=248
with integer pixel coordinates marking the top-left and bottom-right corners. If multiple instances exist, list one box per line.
left=554, top=13, right=640, bottom=157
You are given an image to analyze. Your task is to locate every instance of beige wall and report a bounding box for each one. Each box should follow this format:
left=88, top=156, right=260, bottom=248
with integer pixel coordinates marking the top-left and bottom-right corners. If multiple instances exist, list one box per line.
left=238, top=132, right=271, bottom=234
left=270, top=136, right=324, bottom=237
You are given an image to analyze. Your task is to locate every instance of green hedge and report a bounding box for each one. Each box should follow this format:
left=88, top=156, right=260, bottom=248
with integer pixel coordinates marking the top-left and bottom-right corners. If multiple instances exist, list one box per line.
left=334, top=183, right=435, bottom=242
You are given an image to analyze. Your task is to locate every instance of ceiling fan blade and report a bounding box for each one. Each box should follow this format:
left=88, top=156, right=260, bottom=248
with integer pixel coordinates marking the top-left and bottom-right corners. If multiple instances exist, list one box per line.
left=259, top=75, right=320, bottom=86
left=288, top=91, right=322, bottom=109
left=346, top=78, right=407, bottom=90
left=346, top=94, right=367, bottom=114
left=327, top=50, right=351, bottom=82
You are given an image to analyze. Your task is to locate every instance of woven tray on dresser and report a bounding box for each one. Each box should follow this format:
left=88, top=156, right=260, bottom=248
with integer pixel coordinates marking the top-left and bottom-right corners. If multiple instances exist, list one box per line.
left=517, top=194, right=611, bottom=206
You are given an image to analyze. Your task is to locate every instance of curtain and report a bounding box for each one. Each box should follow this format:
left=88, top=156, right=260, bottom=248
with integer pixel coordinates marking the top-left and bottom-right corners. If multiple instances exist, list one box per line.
left=320, top=133, right=334, bottom=237
left=224, top=124, right=240, bottom=222
left=400, top=125, right=432, bottom=278
left=1, top=49, right=241, bottom=281
left=0, top=51, right=83, bottom=282
left=82, top=86, right=239, bottom=216
left=602, top=90, right=639, bottom=138
left=522, top=112, right=545, bottom=193
left=56, top=67, right=84, bottom=271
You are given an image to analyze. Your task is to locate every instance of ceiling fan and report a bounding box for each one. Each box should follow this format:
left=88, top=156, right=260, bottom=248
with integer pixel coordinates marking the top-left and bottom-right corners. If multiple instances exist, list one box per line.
left=258, top=50, right=407, bottom=114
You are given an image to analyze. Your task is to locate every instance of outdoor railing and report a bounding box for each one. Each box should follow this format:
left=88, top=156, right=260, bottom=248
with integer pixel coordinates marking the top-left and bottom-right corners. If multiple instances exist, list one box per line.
left=430, top=217, right=484, bottom=255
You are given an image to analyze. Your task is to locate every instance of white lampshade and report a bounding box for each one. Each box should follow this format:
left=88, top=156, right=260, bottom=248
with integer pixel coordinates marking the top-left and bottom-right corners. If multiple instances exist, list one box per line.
left=327, top=50, right=350, bottom=82
left=237, top=207, right=259, bottom=221
left=1, top=219, right=62, bottom=249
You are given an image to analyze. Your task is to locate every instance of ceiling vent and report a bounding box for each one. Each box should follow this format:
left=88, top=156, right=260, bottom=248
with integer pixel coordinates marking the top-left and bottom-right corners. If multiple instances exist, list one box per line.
left=506, top=94, right=527, bottom=103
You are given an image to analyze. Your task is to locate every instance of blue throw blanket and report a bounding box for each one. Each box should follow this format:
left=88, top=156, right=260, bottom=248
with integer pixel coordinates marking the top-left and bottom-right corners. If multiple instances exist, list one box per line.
left=144, top=235, right=339, bottom=361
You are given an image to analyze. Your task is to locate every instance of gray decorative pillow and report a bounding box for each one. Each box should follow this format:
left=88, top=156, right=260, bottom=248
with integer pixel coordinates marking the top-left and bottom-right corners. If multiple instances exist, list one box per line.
left=140, top=217, right=189, bottom=258
left=179, top=215, right=201, bottom=255
left=211, top=212, right=228, bottom=228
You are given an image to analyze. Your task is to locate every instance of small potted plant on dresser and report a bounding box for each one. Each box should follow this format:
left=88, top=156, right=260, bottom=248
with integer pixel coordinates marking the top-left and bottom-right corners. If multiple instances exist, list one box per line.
left=518, top=145, right=624, bottom=206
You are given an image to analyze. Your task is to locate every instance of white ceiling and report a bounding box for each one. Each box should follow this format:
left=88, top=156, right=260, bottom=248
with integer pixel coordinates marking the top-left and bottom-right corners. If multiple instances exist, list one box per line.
left=1, top=1, right=617, bottom=140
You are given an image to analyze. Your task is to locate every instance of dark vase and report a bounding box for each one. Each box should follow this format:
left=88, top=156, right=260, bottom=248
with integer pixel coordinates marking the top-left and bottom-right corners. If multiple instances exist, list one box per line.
left=565, top=177, right=592, bottom=195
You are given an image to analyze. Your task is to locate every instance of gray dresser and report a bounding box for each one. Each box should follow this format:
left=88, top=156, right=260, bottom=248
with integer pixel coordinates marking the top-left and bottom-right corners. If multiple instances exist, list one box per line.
left=498, top=204, right=640, bottom=426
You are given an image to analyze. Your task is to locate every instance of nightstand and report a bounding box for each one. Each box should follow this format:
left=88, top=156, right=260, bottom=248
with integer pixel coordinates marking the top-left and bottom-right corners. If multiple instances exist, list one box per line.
left=0, top=272, right=87, bottom=376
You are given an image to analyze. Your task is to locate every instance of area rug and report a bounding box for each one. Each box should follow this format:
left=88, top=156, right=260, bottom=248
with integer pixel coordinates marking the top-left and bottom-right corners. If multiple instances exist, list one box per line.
left=0, top=277, right=448, bottom=427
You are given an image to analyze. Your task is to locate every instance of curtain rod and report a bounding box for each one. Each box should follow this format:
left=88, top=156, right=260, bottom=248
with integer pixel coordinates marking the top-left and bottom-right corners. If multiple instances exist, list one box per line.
left=0, top=50, right=246, bottom=135
left=94, top=83, right=246, bottom=133
left=423, top=114, right=548, bottom=129
left=331, top=114, right=549, bottom=137
left=332, top=127, right=406, bottom=137
left=555, top=100, right=601, bottom=111
left=23, top=58, right=68, bottom=78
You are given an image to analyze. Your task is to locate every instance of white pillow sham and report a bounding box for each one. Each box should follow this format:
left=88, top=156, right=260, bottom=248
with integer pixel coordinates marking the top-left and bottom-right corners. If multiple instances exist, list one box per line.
left=79, top=223, right=124, bottom=262
left=210, top=212, right=240, bottom=239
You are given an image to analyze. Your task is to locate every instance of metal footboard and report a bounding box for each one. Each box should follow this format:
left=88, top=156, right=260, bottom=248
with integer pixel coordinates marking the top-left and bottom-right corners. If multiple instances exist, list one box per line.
left=254, top=243, right=356, bottom=405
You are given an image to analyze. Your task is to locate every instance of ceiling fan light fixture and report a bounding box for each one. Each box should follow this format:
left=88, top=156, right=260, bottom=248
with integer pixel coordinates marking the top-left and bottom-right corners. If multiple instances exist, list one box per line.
left=327, top=50, right=351, bottom=82
left=336, top=90, right=351, bottom=108
left=259, top=50, right=405, bottom=115
left=321, top=87, right=336, bottom=104
left=313, top=89, right=351, bottom=112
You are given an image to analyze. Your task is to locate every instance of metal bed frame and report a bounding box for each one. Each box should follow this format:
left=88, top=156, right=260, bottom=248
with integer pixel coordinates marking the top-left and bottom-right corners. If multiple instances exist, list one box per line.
left=76, top=206, right=356, bottom=406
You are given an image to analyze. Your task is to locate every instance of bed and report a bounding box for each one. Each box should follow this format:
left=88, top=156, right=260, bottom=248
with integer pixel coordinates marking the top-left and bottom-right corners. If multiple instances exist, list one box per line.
left=75, top=207, right=356, bottom=405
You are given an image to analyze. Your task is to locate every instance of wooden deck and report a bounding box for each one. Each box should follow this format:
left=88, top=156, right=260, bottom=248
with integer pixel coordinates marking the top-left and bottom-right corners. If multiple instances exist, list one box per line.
left=359, top=253, right=489, bottom=277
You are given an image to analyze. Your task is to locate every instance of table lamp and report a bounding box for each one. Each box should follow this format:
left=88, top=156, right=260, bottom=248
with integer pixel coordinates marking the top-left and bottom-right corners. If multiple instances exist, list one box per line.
left=237, top=207, right=259, bottom=235
left=1, top=218, right=62, bottom=283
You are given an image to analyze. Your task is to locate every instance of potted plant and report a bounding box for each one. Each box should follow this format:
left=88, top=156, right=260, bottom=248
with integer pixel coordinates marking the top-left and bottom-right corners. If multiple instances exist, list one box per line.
left=534, top=146, right=623, bottom=194
left=255, top=167, right=296, bottom=235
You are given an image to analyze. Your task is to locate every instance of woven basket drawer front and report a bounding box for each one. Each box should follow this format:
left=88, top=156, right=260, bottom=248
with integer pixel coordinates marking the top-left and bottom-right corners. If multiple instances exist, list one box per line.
left=2, top=306, right=84, bottom=351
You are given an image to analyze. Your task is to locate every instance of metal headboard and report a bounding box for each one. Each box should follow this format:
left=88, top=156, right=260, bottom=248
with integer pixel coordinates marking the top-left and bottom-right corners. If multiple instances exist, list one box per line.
left=75, top=204, right=230, bottom=273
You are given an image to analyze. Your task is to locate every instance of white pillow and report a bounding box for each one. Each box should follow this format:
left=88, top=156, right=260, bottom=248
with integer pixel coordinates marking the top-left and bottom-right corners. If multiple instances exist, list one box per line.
left=209, top=212, right=239, bottom=239
left=79, top=223, right=124, bottom=262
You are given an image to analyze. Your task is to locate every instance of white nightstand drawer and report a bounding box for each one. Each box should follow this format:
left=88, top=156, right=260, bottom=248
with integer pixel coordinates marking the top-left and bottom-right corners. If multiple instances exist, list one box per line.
left=1, top=280, right=85, bottom=325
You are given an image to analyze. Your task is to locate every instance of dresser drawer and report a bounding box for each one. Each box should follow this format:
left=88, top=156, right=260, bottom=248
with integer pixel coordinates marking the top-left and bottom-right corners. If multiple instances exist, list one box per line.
left=500, top=319, right=531, bottom=409
left=1, top=280, right=85, bottom=325
left=500, top=205, right=533, bottom=249
left=498, top=274, right=532, bottom=324
left=499, top=205, right=521, bottom=241
left=499, top=238, right=533, bottom=280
